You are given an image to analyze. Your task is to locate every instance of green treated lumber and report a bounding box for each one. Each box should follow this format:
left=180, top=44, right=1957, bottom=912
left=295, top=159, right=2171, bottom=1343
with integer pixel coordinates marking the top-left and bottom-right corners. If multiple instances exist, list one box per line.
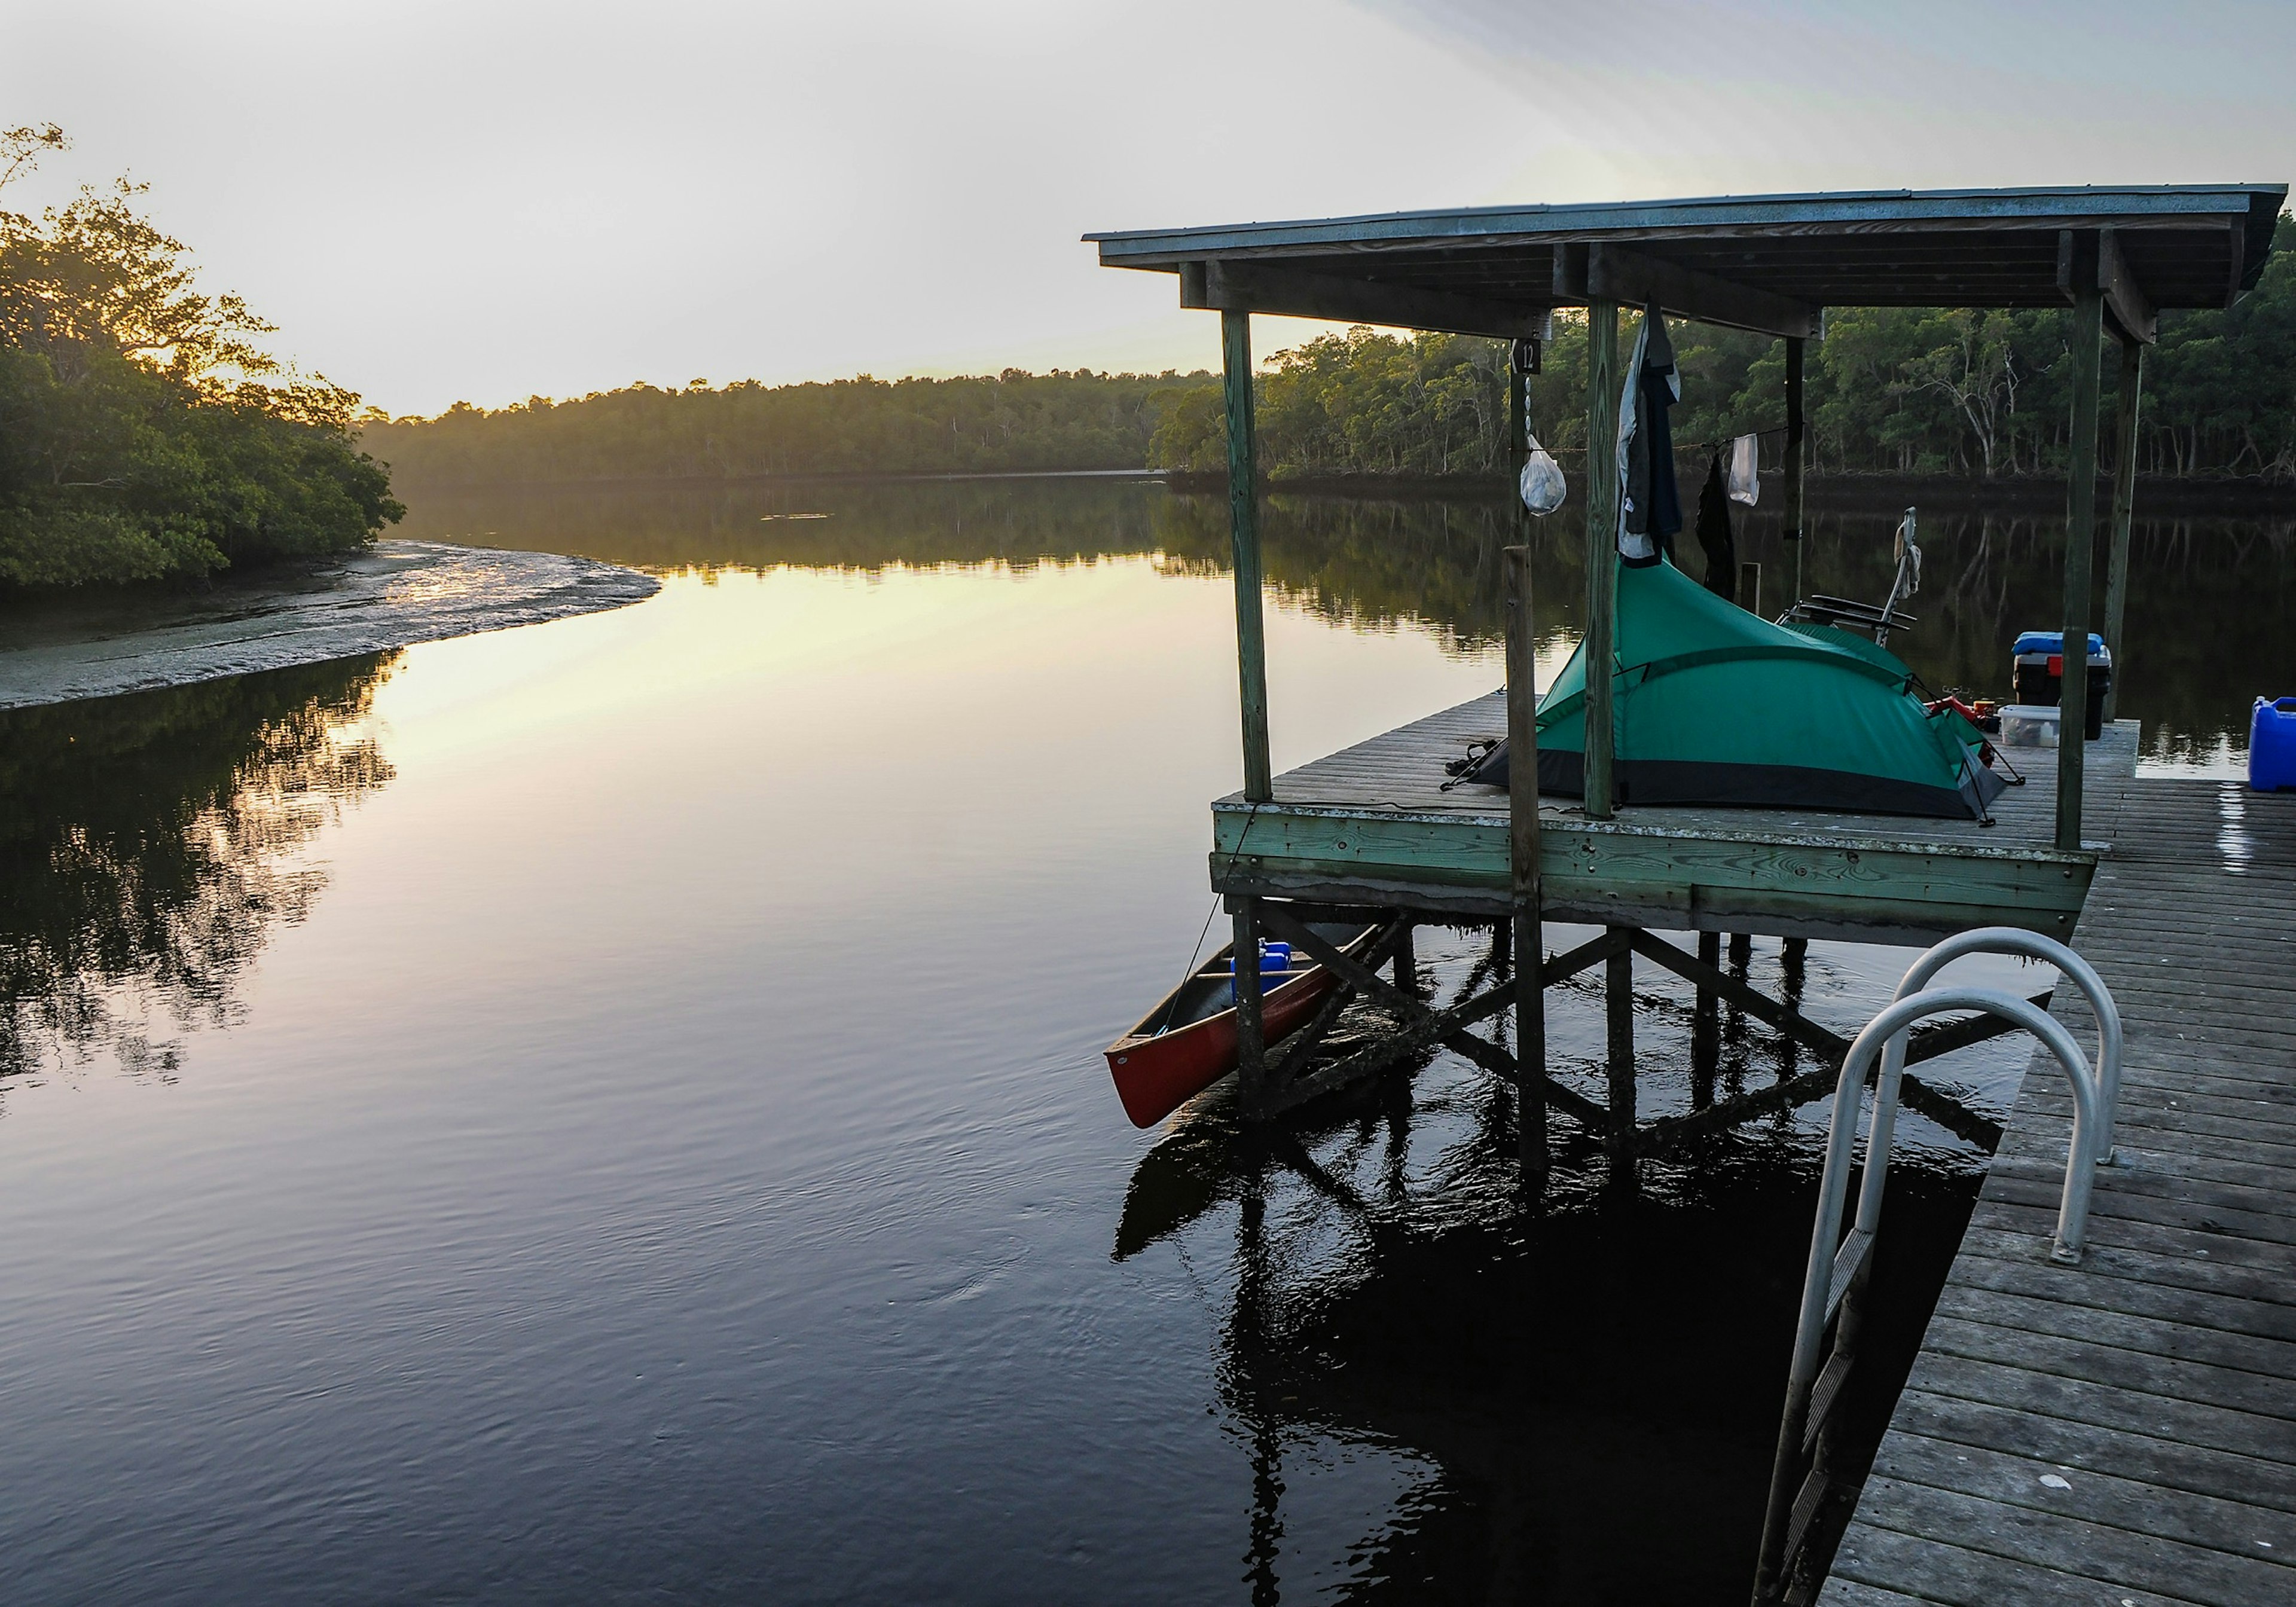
left=1506, top=539, right=1547, bottom=1178
left=1582, top=299, right=1619, bottom=818
left=2056, top=279, right=2103, bottom=851
left=1222, top=309, right=1272, bottom=803
left=2102, top=337, right=2143, bottom=722
left=1784, top=337, right=1806, bottom=607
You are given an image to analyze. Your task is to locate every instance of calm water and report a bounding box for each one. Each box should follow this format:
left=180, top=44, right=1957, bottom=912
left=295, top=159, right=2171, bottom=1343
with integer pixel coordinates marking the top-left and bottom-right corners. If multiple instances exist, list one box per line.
left=3, top=479, right=2290, bottom=1603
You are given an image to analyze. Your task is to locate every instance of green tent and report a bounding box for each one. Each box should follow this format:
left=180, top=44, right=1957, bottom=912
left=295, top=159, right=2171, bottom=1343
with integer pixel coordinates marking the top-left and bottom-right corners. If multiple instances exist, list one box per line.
left=1463, top=557, right=2005, bottom=819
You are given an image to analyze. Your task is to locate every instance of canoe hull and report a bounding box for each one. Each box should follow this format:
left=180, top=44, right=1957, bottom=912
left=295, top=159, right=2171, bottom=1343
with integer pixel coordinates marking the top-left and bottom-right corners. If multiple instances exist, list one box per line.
left=1104, top=953, right=1354, bottom=1129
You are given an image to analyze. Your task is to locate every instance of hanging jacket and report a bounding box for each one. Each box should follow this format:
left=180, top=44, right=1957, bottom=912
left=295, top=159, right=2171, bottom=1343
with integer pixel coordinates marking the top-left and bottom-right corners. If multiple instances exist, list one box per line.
left=1620, top=308, right=1681, bottom=566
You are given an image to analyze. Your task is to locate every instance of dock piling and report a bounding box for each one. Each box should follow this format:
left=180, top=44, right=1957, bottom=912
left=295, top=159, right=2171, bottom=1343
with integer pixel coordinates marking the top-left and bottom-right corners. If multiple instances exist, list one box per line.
left=1784, top=338, right=1806, bottom=607
left=1232, top=899, right=1269, bottom=1117
left=1505, top=540, right=1547, bottom=1182
left=2101, top=333, right=2144, bottom=723
left=1581, top=300, right=1620, bottom=819
left=2056, top=250, right=2104, bottom=851
left=1605, top=935, right=1635, bottom=1156
left=1220, top=308, right=1271, bottom=805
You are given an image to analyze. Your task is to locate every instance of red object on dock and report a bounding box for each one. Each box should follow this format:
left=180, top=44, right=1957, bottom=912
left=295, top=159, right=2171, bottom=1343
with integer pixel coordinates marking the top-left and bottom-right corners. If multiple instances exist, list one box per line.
left=1104, top=924, right=1375, bottom=1128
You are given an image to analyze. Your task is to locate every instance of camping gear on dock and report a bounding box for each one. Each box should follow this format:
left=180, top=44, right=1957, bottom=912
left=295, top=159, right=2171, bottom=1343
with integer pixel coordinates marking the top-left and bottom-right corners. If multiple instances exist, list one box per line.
left=2012, top=630, right=2112, bottom=740
left=1105, top=921, right=1378, bottom=1128
left=1998, top=704, right=2060, bottom=748
left=1451, top=555, right=2007, bottom=819
left=2251, top=696, right=2296, bottom=791
left=1778, top=509, right=1921, bottom=645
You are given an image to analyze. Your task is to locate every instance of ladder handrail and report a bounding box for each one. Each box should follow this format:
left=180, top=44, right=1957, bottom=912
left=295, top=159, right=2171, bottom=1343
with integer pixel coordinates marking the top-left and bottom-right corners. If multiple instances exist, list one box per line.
left=1883, top=926, right=2124, bottom=1165
left=1752, top=983, right=2103, bottom=1605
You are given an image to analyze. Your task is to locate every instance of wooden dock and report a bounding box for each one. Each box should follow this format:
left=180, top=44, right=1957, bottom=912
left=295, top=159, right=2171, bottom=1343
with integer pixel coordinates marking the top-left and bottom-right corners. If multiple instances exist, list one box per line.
left=1820, top=769, right=2296, bottom=1606
left=1214, top=691, right=2123, bottom=945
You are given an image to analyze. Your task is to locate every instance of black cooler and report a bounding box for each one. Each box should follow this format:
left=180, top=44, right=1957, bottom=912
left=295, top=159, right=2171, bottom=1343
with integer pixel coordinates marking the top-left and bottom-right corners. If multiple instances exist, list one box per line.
left=2011, top=631, right=2112, bottom=740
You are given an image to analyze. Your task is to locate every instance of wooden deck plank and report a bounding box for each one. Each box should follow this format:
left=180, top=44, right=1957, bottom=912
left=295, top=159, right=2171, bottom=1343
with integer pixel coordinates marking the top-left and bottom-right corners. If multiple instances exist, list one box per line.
left=1871, top=1435, right=2296, bottom=1563
left=1843, top=1477, right=2291, bottom=1602
left=1884, top=1389, right=2296, bottom=1515
left=1826, top=775, right=2296, bottom=1606
left=1827, top=1522, right=2205, bottom=1606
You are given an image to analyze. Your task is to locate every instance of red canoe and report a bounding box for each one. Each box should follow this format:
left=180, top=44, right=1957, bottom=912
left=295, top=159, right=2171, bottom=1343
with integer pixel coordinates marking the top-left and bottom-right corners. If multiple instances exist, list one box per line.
left=1104, top=922, right=1378, bottom=1128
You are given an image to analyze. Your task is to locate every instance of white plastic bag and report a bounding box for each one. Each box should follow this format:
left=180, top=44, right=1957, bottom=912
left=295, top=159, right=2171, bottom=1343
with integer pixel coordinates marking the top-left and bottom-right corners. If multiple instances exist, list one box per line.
left=1727, top=433, right=1760, bottom=506
left=1519, top=433, right=1566, bottom=516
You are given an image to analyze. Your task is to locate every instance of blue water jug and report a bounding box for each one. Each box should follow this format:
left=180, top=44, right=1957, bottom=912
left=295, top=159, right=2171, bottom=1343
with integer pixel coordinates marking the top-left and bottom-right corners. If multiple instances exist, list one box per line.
left=2251, top=698, right=2296, bottom=792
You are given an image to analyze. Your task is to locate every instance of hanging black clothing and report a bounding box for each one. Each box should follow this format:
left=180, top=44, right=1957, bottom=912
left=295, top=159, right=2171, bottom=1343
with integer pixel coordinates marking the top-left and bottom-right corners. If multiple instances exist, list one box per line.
left=1620, top=310, right=1683, bottom=567
left=1695, top=451, right=1738, bottom=603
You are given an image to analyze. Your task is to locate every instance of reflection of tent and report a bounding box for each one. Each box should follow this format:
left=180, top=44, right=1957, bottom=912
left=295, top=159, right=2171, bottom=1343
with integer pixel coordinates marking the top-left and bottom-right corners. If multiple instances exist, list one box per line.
left=1462, top=557, right=2006, bottom=820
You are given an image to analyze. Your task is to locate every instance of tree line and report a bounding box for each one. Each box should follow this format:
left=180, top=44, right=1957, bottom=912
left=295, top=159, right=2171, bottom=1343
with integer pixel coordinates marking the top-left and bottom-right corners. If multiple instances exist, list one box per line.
left=361, top=368, right=1189, bottom=487
left=1152, top=213, right=2296, bottom=482
left=0, top=126, right=400, bottom=590
left=374, top=212, right=2294, bottom=491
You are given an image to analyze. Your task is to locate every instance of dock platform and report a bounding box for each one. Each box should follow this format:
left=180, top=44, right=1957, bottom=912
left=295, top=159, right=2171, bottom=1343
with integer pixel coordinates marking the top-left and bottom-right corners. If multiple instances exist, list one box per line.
left=1215, top=692, right=2123, bottom=945
left=1821, top=772, right=2296, bottom=1605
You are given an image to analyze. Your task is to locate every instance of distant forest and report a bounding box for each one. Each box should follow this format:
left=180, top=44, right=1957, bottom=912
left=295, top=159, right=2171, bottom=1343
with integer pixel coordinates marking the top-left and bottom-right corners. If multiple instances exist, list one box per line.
left=371, top=213, right=2295, bottom=491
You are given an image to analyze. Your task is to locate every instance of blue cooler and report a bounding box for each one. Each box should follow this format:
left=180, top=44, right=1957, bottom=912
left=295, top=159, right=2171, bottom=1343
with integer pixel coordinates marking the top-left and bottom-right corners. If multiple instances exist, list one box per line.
left=1228, top=941, right=1295, bottom=1001
left=2011, top=631, right=2111, bottom=740
left=2251, top=698, right=2296, bottom=792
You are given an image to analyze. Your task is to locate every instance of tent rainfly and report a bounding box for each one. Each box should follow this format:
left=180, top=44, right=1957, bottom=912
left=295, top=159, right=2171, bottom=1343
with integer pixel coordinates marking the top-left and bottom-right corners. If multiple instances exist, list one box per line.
left=1455, top=556, right=2008, bottom=819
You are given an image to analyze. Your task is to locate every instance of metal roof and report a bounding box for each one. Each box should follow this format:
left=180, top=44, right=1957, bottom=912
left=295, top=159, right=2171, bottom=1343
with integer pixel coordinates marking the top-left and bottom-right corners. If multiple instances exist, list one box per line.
left=1088, top=185, right=2287, bottom=341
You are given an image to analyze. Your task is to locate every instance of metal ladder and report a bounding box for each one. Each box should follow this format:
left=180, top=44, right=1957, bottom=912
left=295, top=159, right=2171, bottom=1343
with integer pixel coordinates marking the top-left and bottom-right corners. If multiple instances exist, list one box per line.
left=1750, top=928, right=2123, bottom=1606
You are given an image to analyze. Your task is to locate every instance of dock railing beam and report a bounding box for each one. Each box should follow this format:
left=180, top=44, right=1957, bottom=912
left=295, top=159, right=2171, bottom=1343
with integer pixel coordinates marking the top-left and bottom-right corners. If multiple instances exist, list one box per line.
left=2057, top=265, right=2105, bottom=853
left=1505, top=540, right=1547, bottom=1182
left=1583, top=299, right=1620, bottom=818
left=1222, top=308, right=1272, bottom=1111
left=2102, top=334, right=2144, bottom=724
left=1784, top=337, right=1806, bottom=609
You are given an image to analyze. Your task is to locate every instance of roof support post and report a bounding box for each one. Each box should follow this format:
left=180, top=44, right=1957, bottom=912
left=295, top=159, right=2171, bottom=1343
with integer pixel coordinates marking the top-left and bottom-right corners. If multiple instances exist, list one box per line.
left=2056, top=282, right=2104, bottom=853
left=1505, top=541, right=1547, bottom=1185
left=2101, top=335, right=2144, bottom=723
left=1506, top=342, right=1549, bottom=1184
left=1583, top=299, right=1620, bottom=818
left=1222, top=309, right=1272, bottom=803
left=1783, top=338, right=1806, bottom=609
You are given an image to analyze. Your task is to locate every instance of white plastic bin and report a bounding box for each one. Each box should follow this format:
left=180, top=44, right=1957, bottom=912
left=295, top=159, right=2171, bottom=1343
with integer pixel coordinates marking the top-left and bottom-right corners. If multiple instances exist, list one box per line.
left=1998, top=703, right=2061, bottom=749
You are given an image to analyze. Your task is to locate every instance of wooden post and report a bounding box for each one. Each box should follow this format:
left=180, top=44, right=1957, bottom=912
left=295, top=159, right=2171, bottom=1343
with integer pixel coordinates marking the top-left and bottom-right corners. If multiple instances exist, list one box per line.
left=1232, top=899, right=1268, bottom=1116
left=1506, top=541, right=1547, bottom=1181
left=1393, top=919, right=1418, bottom=996
left=1739, top=561, right=1761, bottom=619
left=2057, top=280, right=2105, bottom=853
left=1605, top=934, right=1635, bottom=1153
left=2102, top=336, right=2144, bottom=723
left=1583, top=300, right=1620, bottom=818
left=1692, top=931, right=1720, bottom=1111
left=1220, top=310, right=1274, bottom=1114
left=1784, top=337, right=1807, bottom=607
left=1222, top=309, right=1272, bottom=804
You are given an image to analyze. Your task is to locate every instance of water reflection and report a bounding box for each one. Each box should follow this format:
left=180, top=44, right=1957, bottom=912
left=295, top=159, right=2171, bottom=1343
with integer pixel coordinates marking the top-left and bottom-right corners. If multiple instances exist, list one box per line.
left=1118, top=926, right=1989, bottom=1603
left=399, top=478, right=2296, bottom=754
left=0, top=654, right=398, bottom=1081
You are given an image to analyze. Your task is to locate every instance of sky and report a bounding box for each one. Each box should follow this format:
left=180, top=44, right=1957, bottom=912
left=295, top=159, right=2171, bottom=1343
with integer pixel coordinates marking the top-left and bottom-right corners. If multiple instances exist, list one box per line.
left=4, top=0, right=2289, bottom=418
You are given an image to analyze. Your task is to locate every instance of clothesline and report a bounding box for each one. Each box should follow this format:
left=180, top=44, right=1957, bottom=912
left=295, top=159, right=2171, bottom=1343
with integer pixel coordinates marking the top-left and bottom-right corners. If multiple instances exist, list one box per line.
left=1536, top=422, right=1788, bottom=456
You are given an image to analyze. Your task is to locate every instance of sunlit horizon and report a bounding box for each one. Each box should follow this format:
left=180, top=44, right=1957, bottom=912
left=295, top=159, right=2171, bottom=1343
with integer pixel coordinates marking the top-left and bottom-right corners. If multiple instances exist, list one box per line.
left=6, top=0, right=2291, bottom=415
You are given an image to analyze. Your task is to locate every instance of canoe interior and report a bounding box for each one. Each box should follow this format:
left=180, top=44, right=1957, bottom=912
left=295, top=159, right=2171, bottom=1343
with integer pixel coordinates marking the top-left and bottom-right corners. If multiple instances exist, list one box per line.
left=1129, top=921, right=1372, bottom=1040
